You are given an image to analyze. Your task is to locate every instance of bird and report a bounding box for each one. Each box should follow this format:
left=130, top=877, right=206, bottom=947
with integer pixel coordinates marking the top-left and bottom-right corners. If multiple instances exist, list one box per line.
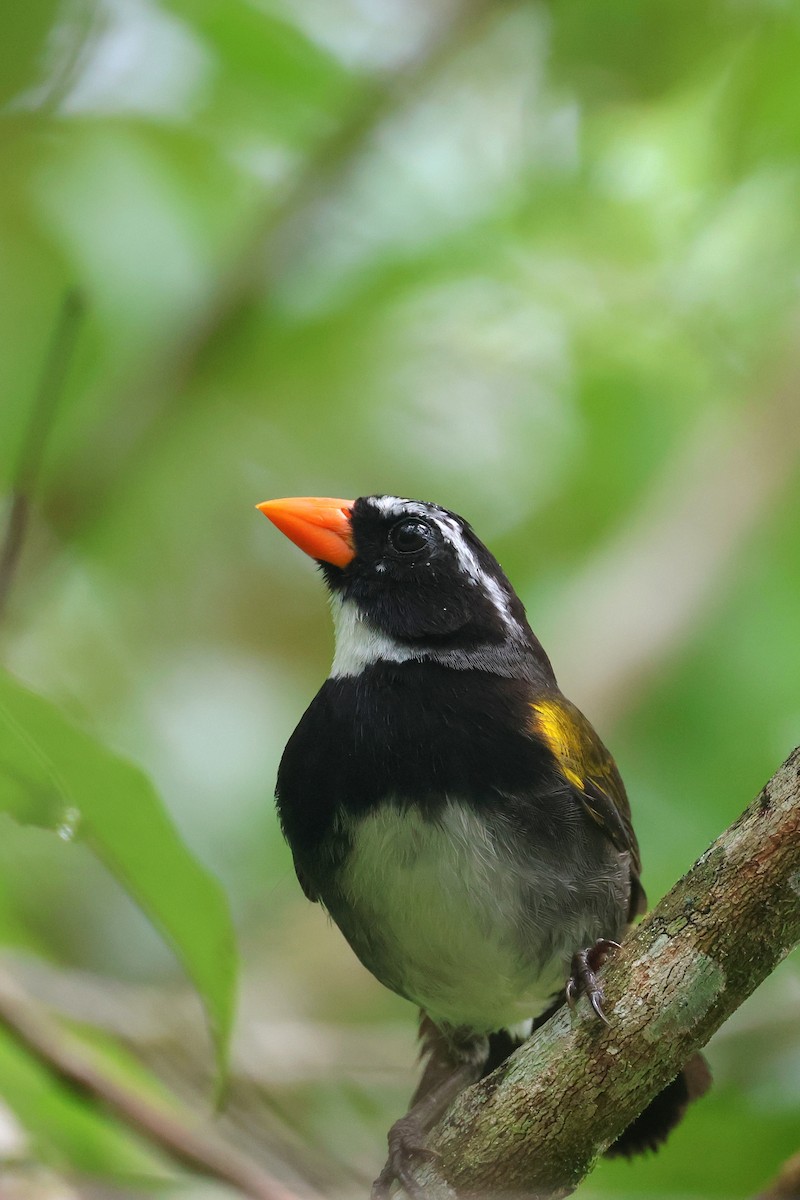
left=257, top=493, right=710, bottom=1198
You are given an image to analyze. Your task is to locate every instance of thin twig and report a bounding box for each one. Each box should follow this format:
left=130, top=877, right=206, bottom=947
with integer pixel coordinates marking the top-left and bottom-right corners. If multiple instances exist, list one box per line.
left=0, top=974, right=308, bottom=1200
left=0, top=289, right=85, bottom=622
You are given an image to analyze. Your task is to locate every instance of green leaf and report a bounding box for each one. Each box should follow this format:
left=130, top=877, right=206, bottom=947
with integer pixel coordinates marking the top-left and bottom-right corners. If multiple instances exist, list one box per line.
left=0, top=1023, right=171, bottom=1179
left=0, top=669, right=237, bottom=1074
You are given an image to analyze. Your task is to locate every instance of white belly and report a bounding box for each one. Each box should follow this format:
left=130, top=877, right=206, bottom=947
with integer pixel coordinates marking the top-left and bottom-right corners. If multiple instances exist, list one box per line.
left=333, top=801, right=611, bottom=1032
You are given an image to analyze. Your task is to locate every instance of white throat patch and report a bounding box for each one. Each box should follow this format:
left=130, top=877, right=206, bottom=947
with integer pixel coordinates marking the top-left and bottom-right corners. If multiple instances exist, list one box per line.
left=330, top=596, right=420, bottom=677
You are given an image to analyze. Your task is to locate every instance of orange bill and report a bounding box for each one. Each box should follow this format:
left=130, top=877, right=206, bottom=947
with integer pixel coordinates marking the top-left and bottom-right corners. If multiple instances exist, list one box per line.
left=257, top=496, right=355, bottom=567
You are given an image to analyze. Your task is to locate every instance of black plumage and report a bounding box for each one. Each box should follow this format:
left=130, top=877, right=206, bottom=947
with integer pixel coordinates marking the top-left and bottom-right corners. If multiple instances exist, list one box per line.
left=259, top=492, right=708, bottom=1197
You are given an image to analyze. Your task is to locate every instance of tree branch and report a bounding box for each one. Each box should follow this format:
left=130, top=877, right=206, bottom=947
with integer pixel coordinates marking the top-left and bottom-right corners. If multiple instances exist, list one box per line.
left=756, top=1150, right=800, bottom=1200
left=416, top=747, right=800, bottom=1198
left=0, top=973, right=308, bottom=1200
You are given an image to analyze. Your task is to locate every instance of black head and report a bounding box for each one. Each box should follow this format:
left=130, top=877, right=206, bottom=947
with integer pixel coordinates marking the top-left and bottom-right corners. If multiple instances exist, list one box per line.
left=258, top=493, right=554, bottom=681
left=325, top=495, right=531, bottom=645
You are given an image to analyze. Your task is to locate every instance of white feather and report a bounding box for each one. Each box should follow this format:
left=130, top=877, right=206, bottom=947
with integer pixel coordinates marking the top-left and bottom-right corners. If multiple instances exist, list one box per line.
left=330, top=596, right=421, bottom=677
left=336, top=801, right=589, bottom=1031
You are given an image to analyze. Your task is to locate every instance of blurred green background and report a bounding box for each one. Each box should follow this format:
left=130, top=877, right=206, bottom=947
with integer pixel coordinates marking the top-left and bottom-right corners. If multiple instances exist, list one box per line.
left=1, top=0, right=799, bottom=1196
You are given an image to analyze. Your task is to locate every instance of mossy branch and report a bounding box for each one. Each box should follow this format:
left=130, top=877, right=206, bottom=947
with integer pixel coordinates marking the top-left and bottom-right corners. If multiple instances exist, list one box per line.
left=417, top=747, right=800, bottom=1198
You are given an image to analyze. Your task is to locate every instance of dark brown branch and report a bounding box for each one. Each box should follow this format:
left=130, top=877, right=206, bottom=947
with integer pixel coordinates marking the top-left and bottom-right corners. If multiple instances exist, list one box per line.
left=0, top=289, right=84, bottom=622
left=415, top=747, right=800, bottom=1198
left=0, top=974, right=308, bottom=1200
left=756, top=1151, right=800, bottom=1200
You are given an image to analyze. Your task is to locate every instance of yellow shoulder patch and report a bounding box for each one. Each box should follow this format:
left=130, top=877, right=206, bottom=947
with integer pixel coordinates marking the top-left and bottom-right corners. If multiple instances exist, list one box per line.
left=530, top=699, right=585, bottom=791
left=531, top=695, right=645, bottom=913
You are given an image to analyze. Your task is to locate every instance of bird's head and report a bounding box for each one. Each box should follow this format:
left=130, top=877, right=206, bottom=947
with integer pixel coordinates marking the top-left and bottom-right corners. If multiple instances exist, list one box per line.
left=258, top=494, right=552, bottom=681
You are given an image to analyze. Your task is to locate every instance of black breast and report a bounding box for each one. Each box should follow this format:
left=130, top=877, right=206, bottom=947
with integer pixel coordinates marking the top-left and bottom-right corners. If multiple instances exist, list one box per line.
left=276, top=662, right=566, bottom=888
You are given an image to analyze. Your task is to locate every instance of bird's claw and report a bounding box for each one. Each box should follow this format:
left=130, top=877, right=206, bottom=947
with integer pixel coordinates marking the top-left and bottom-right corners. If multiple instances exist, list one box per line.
left=371, top=1115, right=444, bottom=1200
left=566, top=938, right=621, bottom=1025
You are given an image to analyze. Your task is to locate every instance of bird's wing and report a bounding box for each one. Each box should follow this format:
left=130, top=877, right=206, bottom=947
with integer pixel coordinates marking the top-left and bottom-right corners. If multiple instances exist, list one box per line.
left=293, top=857, right=320, bottom=903
left=530, top=695, right=646, bottom=918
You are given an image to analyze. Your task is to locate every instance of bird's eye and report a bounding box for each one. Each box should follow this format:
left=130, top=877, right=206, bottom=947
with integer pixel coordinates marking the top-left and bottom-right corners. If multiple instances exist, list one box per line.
left=388, top=519, right=431, bottom=555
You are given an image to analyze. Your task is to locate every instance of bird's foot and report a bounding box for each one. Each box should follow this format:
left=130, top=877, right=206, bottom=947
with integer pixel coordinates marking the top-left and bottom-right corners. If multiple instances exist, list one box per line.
left=565, top=937, right=621, bottom=1025
left=371, top=1113, right=445, bottom=1200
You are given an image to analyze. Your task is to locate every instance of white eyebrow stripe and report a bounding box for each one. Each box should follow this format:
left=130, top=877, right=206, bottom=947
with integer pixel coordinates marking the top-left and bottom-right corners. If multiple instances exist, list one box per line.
left=479, top=572, right=520, bottom=634
left=363, top=496, right=522, bottom=638
left=436, top=515, right=521, bottom=637
left=437, top=514, right=481, bottom=581
left=368, top=496, right=429, bottom=519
